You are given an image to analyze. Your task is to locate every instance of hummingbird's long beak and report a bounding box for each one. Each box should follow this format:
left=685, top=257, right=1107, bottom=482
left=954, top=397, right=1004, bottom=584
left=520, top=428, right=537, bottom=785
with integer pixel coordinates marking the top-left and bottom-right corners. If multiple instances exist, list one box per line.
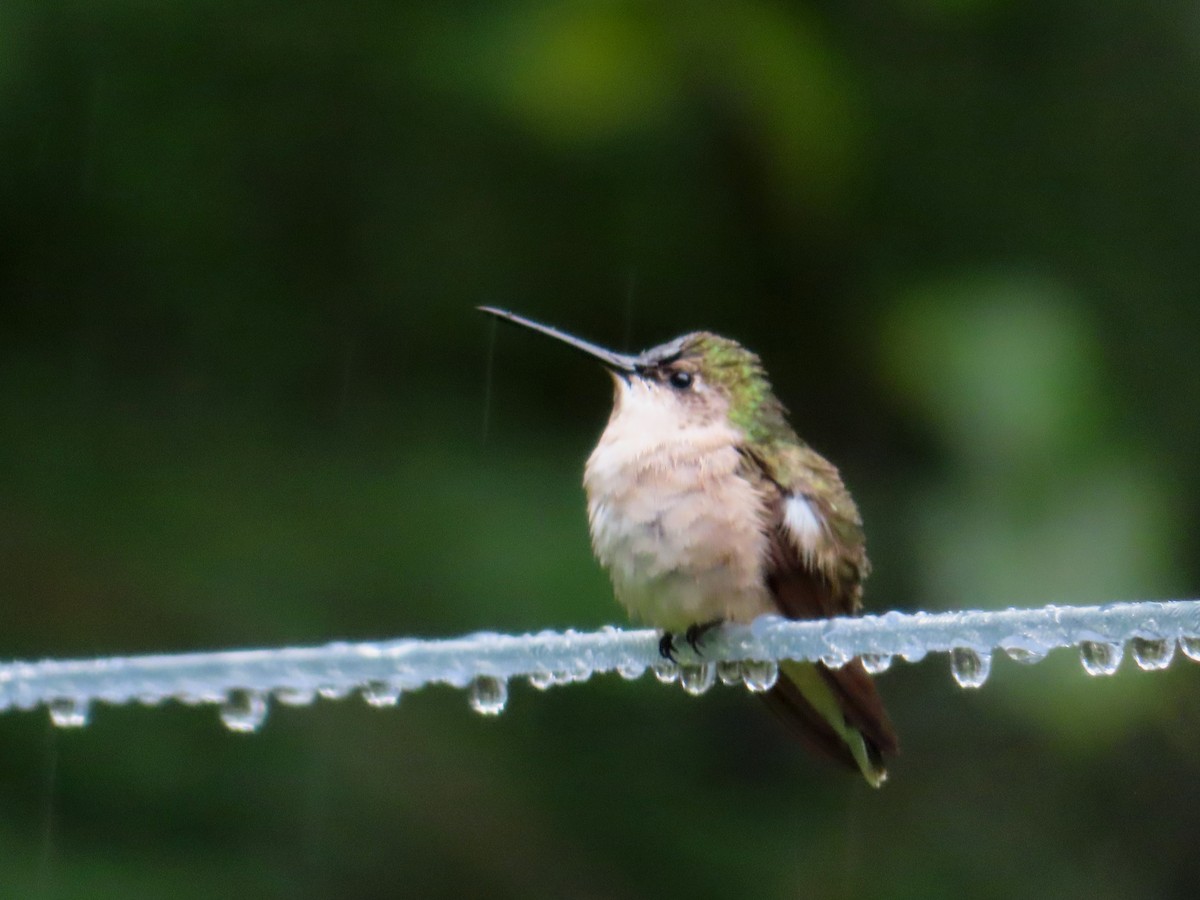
left=478, top=307, right=640, bottom=374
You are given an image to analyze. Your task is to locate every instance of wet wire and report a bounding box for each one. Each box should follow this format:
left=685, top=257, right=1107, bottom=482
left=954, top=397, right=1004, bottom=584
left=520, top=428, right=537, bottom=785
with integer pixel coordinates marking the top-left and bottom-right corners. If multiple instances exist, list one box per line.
left=2, top=599, right=1199, bottom=730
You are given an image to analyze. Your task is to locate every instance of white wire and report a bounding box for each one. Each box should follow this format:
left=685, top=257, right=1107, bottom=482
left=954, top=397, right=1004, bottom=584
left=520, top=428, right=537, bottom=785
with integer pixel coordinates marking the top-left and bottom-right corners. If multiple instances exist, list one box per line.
left=3, top=599, right=1200, bottom=725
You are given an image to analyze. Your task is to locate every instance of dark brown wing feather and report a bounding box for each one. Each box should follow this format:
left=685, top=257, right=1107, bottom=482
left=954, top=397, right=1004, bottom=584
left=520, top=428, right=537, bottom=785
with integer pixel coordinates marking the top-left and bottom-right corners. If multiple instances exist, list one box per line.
left=757, top=469, right=900, bottom=761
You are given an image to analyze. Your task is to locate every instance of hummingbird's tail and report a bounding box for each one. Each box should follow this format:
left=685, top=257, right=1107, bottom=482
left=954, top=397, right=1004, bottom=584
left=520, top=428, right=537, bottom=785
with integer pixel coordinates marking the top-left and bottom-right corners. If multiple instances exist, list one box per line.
left=763, top=659, right=897, bottom=787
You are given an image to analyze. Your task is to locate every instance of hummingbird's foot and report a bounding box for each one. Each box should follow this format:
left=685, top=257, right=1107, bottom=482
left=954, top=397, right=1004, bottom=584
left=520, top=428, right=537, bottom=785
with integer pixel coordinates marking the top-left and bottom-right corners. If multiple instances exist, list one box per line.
left=658, top=632, right=678, bottom=662
left=684, top=619, right=724, bottom=655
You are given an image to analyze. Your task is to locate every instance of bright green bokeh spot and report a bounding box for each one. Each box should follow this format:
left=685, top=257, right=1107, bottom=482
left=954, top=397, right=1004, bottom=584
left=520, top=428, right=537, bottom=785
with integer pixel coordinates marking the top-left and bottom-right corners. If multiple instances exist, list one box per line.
left=882, top=274, right=1103, bottom=467
left=485, top=5, right=678, bottom=142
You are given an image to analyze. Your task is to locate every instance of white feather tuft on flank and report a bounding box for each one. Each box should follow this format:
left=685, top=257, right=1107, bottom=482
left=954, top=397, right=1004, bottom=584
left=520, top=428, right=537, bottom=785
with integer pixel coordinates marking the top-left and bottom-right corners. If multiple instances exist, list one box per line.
left=784, top=494, right=824, bottom=562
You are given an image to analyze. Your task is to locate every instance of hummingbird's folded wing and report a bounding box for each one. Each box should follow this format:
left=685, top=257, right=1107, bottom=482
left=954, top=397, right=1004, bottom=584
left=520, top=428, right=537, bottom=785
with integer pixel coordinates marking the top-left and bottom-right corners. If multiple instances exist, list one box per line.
left=742, top=446, right=900, bottom=769
left=763, top=534, right=900, bottom=761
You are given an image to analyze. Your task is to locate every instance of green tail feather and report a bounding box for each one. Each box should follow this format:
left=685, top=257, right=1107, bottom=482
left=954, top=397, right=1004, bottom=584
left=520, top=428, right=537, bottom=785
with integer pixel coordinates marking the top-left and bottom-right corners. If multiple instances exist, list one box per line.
left=780, top=661, right=888, bottom=788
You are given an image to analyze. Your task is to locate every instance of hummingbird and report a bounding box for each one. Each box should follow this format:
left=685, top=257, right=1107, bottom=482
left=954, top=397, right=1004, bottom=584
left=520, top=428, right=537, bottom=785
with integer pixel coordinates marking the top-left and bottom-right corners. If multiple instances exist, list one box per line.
left=481, top=307, right=899, bottom=786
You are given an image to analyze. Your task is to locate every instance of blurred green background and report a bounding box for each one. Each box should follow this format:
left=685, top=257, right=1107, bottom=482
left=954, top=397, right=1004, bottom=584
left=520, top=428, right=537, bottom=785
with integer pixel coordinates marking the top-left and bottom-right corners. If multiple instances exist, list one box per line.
left=3, top=0, right=1200, bottom=897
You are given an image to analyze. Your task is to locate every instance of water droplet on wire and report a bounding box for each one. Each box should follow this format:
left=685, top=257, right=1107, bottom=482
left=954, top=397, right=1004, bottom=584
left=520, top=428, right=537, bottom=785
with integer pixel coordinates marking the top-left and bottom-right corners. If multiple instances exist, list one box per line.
left=652, top=662, right=679, bottom=684
left=616, top=660, right=646, bottom=680
left=859, top=653, right=893, bottom=675
left=1180, top=636, right=1200, bottom=662
left=274, top=687, right=317, bottom=707
left=527, top=670, right=555, bottom=691
left=950, top=648, right=991, bottom=689
left=1003, top=647, right=1048, bottom=665
left=678, top=664, right=716, bottom=696
left=558, top=663, right=592, bottom=684
left=219, top=690, right=268, bottom=733
left=820, top=651, right=850, bottom=670
left=716, top=661, right=743, bottom=685
left=1130, top=637, right=1174, bottom=671
left=467, top=676, right=508, bottom=716
left=361, top=681, right=402, bottom=708
left=741, top=660, right=779, bottom=693
left=48, top=698, right=89, bottom=729
left=1080, top=641, right=1123, bottom=676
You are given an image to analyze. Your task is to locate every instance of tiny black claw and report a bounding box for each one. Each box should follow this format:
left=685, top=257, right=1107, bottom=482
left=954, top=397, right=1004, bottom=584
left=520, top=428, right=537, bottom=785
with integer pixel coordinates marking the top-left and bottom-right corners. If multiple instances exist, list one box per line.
left=684, top=619, right=723, bottom=655
left=658, top=632, right=678, bottom=662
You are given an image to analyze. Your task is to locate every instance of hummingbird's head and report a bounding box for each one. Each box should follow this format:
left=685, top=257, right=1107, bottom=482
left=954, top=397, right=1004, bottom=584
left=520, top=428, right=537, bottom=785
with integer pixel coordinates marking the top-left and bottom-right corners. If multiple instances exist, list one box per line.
left=480, top=307, right=795, bottom=445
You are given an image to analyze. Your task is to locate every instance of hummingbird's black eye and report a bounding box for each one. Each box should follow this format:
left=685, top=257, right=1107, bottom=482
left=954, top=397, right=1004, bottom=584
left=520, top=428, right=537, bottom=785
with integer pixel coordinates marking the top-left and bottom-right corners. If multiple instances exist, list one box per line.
left=668, top=370, right=694, bottom=390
